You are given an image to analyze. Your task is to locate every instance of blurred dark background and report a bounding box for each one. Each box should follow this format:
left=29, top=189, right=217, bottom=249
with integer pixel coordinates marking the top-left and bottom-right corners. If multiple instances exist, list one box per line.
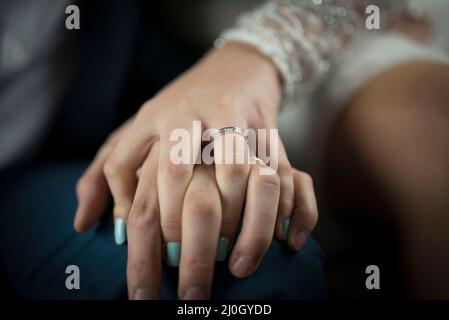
left=1, top=0, right=448, bottom=299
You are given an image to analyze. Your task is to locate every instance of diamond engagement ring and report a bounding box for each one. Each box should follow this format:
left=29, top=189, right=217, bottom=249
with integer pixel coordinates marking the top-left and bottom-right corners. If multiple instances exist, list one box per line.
left=210, top=127, right=248, bottom=142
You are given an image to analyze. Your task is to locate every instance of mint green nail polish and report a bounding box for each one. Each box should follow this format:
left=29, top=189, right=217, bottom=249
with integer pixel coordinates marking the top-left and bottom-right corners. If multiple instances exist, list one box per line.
left=114, top=218, right=127, bottom=245
left=282, top=218, right=291, bottom=240
left=165, top=242, right=181, bottom=267
left=216, top=237, right=231, bottom=262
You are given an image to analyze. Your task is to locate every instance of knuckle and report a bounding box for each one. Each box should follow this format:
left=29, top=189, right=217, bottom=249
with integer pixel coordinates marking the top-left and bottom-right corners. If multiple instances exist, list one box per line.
left=258, top=207, right=277, bottom=224
left=279, top=197, right=294, bottom=212
left=297, top=170, right=314, bottom=186
left=103, top=158, right=123, bottom=178
left=217, top=164, right=249, bottom=184
left=160, top=217, right=182, bottom=233
left=184, top=196, right=220, bottom=218
left=160, top=161, right=191, bottom=181
left=128, top=199, right=159, bottom=229
left=182, top=256, right=213, bottom=273
left=253, top=171, right=281, bottom=190
left=277, top=162, right=292, bottom=176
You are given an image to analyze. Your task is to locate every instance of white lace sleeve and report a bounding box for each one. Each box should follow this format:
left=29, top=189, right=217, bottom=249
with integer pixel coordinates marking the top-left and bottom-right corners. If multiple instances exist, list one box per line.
left=217, top=0, right=408, bottom=106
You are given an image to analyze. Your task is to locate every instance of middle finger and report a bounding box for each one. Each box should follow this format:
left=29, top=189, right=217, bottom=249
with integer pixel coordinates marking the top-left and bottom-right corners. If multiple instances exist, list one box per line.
left=178, top=164, right=222, bottom=300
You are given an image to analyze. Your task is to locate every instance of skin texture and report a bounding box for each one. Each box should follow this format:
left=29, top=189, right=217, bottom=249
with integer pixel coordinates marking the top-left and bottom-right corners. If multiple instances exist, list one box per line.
left=73, top=42, right=318, bottom=300
left=326, top=62, right=449, bottom=299
left=73, top=10, right=435, bottom=300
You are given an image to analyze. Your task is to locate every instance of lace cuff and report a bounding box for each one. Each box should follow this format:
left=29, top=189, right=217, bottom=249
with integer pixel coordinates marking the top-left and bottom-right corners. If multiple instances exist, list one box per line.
left=217, top=0, right=405, bottom=107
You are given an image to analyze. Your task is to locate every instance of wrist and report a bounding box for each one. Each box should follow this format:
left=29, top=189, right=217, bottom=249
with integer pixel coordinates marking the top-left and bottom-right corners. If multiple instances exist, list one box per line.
left=203, top=41, right=282, bottom=114
left=215, top=41, right=282, bottom=83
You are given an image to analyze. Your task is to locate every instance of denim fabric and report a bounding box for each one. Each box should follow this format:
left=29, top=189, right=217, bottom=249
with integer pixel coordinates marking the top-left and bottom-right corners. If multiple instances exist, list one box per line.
left=0, top=163, right=326, bottom=299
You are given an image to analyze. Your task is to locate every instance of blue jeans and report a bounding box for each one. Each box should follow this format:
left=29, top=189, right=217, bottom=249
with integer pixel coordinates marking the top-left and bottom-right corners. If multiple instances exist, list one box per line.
left=0, top=163, right=326, bottom=299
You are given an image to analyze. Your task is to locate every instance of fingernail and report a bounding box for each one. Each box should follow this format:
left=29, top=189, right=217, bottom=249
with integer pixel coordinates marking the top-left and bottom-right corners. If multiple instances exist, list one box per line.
left=182, top=287, right=207, bottom=300
left=282, top=218, right=291, bottom=240
left=232, top=256, right=256, bottom=277
left=165, top=242, right=181, bottom=267
left=294, top=231, right=310, bottom=250
left=216, top=237, right=231, bottom=262
left=131, top=288, right=156, bottom=300
left=114, top=218, right=127, bottom=245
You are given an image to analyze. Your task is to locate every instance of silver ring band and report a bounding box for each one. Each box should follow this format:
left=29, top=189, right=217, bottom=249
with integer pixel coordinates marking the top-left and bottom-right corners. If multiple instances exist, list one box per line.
left=210, top=127, right=248, bottom=142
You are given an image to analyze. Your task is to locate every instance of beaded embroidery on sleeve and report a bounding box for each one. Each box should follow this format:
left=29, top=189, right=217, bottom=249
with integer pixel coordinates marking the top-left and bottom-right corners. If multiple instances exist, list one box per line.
left=218, top=0, right=404, bottom=105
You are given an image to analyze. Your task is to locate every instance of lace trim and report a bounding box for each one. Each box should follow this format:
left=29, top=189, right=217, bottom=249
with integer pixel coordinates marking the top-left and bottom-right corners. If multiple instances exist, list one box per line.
left=217, top=0, right=406, bottom=107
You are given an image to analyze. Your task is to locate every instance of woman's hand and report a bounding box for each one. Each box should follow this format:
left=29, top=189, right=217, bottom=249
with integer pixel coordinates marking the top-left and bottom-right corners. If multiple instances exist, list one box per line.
left=73, top=42, right=318, bottom=299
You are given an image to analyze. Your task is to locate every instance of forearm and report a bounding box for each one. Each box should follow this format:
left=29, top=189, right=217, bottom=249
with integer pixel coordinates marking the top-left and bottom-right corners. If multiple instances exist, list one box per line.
left=217, top=0, right=408, bottom=105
